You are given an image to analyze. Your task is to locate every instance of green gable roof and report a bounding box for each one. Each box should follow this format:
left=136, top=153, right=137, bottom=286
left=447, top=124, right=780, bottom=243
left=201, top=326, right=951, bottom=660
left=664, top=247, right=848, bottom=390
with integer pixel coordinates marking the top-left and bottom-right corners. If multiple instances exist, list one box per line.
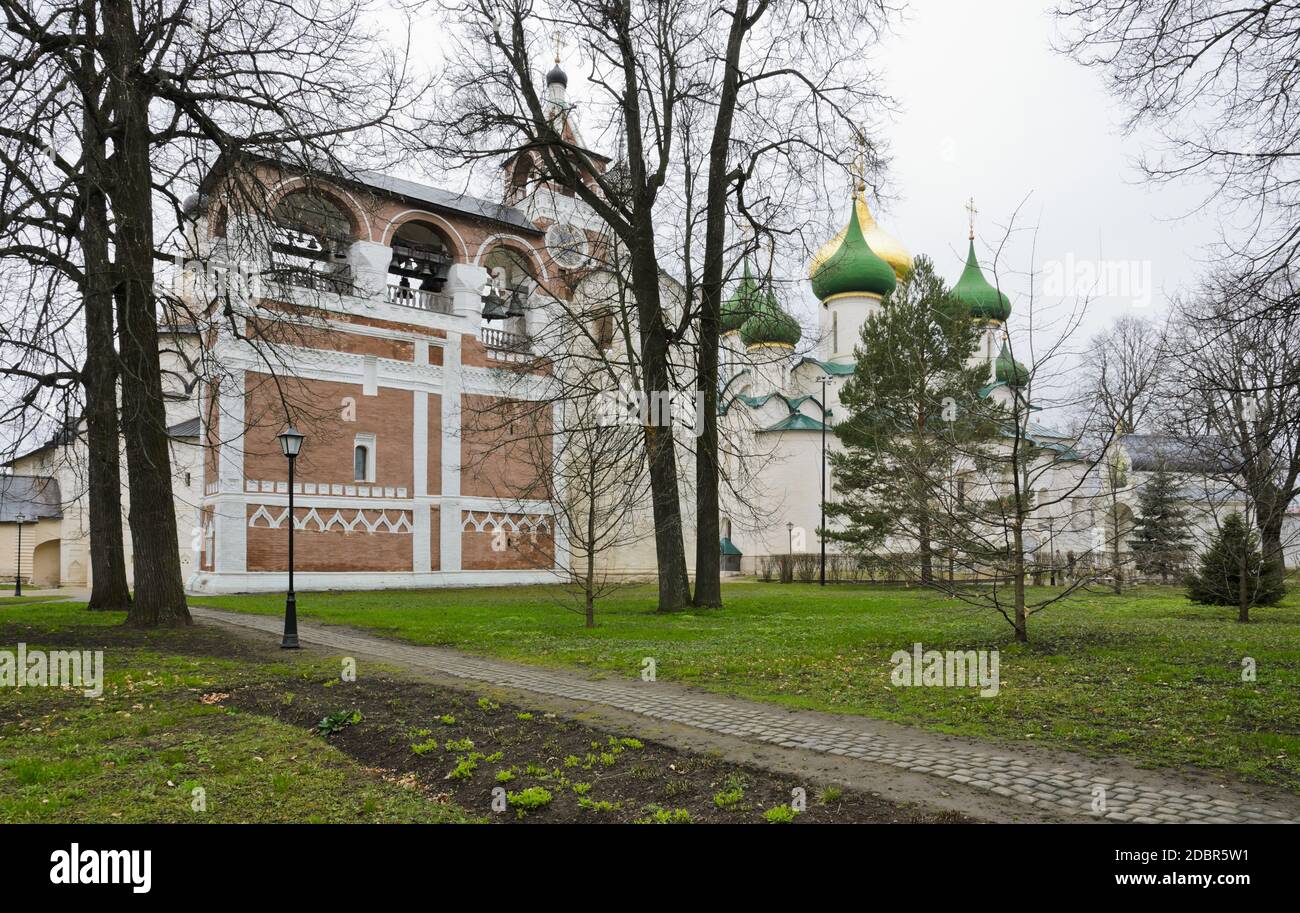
left=796, top=357, right=855, bottom=376
left=762, top=413, right=830, bottom=432
left=721, top=391, right=823, bottom=417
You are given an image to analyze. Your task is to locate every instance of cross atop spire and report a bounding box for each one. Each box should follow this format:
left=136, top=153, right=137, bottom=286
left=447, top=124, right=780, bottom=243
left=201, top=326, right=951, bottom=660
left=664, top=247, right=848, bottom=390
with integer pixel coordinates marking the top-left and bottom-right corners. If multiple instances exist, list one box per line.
left=852, top=131, right=867, bottom=194
left=545, top=35, right=568, bottom=93
left=965, top=196, right=978, bottom=241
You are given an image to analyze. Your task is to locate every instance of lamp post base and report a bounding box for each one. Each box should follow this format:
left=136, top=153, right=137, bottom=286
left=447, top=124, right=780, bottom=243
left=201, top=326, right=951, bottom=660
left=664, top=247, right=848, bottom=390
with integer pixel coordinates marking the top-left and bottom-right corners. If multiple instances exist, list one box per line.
left=281, top=592, right=300, bottom=649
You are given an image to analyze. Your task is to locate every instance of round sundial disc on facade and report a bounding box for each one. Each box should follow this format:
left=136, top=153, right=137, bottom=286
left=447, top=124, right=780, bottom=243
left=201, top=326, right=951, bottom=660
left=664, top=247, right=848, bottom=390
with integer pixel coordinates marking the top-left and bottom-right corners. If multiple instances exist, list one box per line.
left=545, top=221, right=589, bottom=269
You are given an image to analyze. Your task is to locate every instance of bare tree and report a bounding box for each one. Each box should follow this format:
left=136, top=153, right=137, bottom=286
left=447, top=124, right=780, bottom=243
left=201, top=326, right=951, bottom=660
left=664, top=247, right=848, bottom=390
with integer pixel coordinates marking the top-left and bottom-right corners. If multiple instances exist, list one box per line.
left=0, top=0, right=132, bottom=608
left=543, top=391, right=649, bottom=626
left=1161, top=270, right=1300, bottom=576
left=1081, top=314, right=1168, bottom=434
left=420, top=0, right=896, bottom=610
left=1, top=0, right=418, bottom=623
left=1055, top=0, right=1300, bottom=305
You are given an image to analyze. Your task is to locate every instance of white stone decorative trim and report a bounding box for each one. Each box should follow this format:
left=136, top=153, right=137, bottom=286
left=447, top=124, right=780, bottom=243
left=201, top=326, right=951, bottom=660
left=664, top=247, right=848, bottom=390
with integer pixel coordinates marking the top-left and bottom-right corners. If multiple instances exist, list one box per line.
left=213, top=373, right=248, bottom=574
left=362, top=355, right=378, bottom=395
left=245, top=479, right=407, bottom=499
left=518, top=189, right=603, bottom=232
left=247, top=505, right=413, bottom=534
left=441, top=333, right=463, bottom=572
left=473, top=233, right=551, bottom=281
left=460, top=511, right=552, bottom=533
left=188, top=568, right=561, bottom=594
left=413, top=390, right=429, bottom=498
left=378, top=208, right=471, bottom=259
left=460, top=365, right=555, bottom=400
left=412, top=504, right=433, bottom=574
left=212, top=337, right=547, bottom=402
left=456, top=495, right=553, bottom=515
left=266, top=176, right=375, bottom=242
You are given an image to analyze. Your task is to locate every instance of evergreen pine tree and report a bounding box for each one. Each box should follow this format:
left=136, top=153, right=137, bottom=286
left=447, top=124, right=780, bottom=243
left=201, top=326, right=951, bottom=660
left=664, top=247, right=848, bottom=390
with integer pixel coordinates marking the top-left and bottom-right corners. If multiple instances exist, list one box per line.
left=826, top=254, right=997, bottom=583
left=1185, top=512, right=1285, bottom=620
left=1129, top=463, right=1193, bottom=582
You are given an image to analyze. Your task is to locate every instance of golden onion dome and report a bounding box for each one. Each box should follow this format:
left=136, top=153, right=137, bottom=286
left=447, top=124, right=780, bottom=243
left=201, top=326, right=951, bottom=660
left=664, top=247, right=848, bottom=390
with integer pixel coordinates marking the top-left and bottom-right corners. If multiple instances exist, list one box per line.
left=807, top=192, right=912, bottom=282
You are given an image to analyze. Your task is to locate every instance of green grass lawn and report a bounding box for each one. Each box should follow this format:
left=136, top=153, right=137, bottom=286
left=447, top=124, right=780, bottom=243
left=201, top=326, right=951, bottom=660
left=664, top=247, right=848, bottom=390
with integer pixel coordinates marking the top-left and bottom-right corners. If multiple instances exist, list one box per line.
left=197, top=581, right=1300, bottom=792
left=0, top=601, right=471, bottom=823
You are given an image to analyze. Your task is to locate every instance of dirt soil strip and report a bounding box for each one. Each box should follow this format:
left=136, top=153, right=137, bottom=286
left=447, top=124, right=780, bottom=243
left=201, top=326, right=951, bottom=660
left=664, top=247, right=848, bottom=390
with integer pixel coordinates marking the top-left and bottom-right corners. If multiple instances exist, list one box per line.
left=229, top=667, right=970, bottom=823
left=192, top=606, right=1300, bottom=824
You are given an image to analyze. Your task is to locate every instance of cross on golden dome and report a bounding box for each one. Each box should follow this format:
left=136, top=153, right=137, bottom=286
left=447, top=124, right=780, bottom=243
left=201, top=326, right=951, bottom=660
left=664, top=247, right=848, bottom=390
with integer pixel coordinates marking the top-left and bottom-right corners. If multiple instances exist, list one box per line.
left=852, top=131, right=867, bottom=194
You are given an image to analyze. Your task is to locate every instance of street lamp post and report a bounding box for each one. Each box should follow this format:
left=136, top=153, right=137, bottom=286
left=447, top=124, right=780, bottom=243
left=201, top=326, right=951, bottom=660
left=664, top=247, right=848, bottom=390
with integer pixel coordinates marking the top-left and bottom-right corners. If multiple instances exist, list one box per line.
left=817, top=375, right=832, bottom=586
left=14, top=514, right=26, bottom=597
left=277, top=426, right=305, bottom=649
left=786, top=521, right=793, bottom=555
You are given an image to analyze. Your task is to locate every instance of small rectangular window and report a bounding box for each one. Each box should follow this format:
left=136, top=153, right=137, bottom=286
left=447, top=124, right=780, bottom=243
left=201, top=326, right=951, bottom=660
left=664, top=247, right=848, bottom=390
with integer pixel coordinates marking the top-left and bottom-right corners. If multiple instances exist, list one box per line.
left=353, top=432, right=376, bottom=483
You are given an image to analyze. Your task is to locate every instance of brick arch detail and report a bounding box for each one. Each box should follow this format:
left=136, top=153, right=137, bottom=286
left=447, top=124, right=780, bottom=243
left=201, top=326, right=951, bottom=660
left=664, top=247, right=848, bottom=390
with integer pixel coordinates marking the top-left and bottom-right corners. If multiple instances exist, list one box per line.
left=381, top=210, right=471, bottom=262
left=266, top=177, right=372, bottom=242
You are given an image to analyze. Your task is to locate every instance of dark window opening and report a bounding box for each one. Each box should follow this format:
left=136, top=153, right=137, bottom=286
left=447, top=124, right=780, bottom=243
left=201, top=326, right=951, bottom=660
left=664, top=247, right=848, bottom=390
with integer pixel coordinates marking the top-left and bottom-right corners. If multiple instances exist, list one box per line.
left=354, top=445, right=369, bottom=482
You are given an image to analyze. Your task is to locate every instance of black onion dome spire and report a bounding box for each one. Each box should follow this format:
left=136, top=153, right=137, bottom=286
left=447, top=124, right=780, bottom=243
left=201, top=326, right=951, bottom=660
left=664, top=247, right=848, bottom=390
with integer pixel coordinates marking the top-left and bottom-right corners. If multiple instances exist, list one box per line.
left=546, top=57, right=568, bottom=87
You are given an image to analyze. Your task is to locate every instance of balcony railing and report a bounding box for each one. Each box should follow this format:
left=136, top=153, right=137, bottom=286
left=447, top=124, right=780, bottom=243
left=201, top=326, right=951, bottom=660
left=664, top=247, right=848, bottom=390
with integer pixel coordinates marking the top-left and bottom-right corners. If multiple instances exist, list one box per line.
left=386, top=285, right=452, bottom=313
left=265, top=262, right=353, bottom=295
left=481, top=327, right=532, bottom=354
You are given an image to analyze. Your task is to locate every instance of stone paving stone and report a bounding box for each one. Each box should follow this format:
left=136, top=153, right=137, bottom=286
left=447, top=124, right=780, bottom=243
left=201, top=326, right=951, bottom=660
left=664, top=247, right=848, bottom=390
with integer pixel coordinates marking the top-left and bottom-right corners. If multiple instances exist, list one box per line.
left=192, top=606, right=1298, bottom=826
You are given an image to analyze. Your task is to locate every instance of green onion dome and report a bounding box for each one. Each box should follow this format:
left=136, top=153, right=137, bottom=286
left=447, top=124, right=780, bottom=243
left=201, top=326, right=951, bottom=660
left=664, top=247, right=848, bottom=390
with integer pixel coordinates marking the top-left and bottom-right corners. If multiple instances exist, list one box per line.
left=739, top=278, right=801, bottom=348
left=721, top=257, right=763, bottom=334
left=952, top=239, right=1011, bottom=322
left=995, top=340, right=1030, bottom=388
left=809, top=195, right=897, bottom=301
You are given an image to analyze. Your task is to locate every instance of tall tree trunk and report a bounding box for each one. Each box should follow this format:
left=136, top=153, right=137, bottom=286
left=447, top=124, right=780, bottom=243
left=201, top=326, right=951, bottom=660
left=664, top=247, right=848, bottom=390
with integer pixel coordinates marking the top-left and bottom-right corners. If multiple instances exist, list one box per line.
left=585, top=464, right=596, bottom=629
left=643, top=418, right=691, bottom=612
left=1013, top=523, right=1028, bottom=642
left=691, top=0, right=749, bottom=611
left=1257, top=504, right=1285, bottom=574
left=1238, top=537, right=1250, bottom=623
left=1110, top=493, right=1123, bottom=595
left=918, top=516, right=933, bottom=584
left=637, top=324, right=690, bottom=610
left=102, top=0, right=190, bottom=626
left=693, top=314, right=722, bottom=608
left=79, top=12, right=132, bottom=612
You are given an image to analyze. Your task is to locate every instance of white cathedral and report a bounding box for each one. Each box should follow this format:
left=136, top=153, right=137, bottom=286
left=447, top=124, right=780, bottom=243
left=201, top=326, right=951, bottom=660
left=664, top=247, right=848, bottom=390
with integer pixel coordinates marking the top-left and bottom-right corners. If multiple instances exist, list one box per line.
left=708, top=179, right=1275, bottom=576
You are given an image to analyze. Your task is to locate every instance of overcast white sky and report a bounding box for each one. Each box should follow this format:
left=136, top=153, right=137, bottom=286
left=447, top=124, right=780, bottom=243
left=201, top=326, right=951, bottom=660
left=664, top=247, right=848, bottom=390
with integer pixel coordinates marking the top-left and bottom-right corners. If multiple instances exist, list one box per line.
left=869, top=0, right=1219, bottom=347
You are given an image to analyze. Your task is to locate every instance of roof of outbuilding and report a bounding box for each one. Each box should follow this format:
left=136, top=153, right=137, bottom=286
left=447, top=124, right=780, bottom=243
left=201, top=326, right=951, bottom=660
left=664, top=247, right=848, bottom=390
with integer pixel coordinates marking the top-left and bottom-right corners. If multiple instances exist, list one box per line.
left=354, top=170, right=540, bottom=234
left=167, top=417, right=201, bottom=439
left=762, top=413, right=830, bottom=432
left=721, top=391, right=823, bottom=416
left=0, top=475, right=62, bottom=522
left=794, top=357, right=855, bottom=377
left=200, top=152, right=542, bottom=235
left=1120, top=433, right=1237, bottom=473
